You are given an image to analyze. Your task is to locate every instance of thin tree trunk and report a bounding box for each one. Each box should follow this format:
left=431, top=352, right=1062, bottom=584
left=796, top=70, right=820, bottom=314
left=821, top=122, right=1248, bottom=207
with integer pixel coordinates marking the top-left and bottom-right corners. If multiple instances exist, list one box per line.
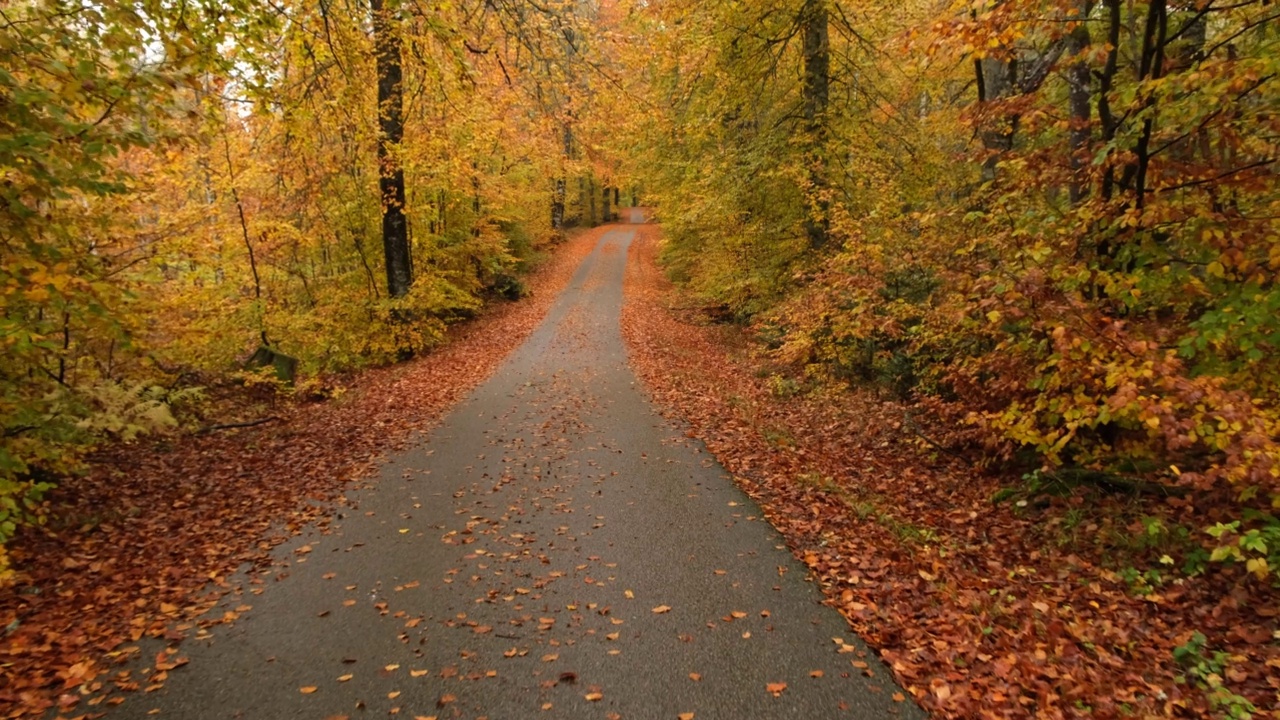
left=800, top=0, right=830, bottom=250
left=372, top=0, right=412, bottom=298
left=1067, top=1, right=1093, bottom=204
left=588, top=177, right=597, bottom=226
left=552, top=125, right=570, bottom=232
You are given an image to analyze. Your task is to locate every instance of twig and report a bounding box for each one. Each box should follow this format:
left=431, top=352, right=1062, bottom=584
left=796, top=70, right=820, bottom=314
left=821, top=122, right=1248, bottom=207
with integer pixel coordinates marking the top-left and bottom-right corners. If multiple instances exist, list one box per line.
left=902, top=409, right=971, bottom=464
left=195, top=417, right=280, bottom=435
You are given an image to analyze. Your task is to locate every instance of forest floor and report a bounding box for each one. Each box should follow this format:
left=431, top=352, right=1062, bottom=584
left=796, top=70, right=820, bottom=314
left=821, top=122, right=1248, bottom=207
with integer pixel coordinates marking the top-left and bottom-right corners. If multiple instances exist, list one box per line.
left=2, top=218, right=1275, bottom=720
left=4, top=220, right=917, bottom=720
left=0, top=226, right=605, bottom=718
left=620, top=224, right=1279, bottom=719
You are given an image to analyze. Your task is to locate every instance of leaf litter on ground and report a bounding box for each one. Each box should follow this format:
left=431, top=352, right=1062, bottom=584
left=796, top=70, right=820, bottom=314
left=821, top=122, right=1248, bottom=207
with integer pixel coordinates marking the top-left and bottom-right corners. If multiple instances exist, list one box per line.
left=0, top=227, right=608, bottom=718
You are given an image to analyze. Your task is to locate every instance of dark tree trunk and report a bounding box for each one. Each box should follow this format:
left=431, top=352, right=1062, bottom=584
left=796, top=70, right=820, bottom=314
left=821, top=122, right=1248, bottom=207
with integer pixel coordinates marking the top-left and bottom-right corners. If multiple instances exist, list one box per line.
left=588, top=177, right=597, bottom=226
left=372, top=0, right=411, bottom=298
left=977, top=56, right=1016, bottom=182
left=1067, top=1, right=1093, bottom=203
left=602, top=185, right=611, bottom=223
left=800, top=0, right=830, bottom=250
left=552, top=124, right=570, bottom=232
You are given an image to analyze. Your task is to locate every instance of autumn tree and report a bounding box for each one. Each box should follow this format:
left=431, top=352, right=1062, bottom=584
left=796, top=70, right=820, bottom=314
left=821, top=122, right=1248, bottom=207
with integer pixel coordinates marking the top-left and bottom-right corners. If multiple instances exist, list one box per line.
left=618, top=0, right=1280, bottom=585
left=371, top=0, right=413, bottom=298
left=0, top=0, right=604, bottom=578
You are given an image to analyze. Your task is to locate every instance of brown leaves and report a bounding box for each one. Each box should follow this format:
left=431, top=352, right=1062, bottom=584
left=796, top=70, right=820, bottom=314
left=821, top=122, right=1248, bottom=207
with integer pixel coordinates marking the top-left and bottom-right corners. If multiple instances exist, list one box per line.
left=765, top=682, right=787, bottom=697
left=619, top=225, right=1278, bottom=719
left=0, top=229, right=605, bottom=717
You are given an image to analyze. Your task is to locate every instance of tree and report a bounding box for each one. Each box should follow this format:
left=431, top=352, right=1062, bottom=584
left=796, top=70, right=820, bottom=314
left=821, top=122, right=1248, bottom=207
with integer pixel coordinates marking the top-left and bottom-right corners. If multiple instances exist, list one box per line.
left=371, top=0, right=412, bottom=298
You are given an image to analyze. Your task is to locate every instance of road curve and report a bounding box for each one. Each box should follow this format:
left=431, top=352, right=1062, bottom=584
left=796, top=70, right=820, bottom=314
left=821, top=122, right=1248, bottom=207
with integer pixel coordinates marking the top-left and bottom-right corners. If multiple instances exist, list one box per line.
left=106, top=228, right=923, bottom=720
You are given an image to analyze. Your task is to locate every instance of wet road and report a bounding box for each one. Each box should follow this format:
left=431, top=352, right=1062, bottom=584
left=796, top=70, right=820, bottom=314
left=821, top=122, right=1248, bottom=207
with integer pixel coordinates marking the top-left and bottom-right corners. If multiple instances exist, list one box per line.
left=108, top=228, right=923, bottom=720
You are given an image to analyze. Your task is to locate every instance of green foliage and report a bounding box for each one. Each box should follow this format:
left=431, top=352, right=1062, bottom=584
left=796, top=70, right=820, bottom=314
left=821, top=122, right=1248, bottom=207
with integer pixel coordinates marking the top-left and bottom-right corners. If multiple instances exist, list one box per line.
left=1206, top=513, right=1280, bottom=583
left=1173, top=632, right=1258, bottom=719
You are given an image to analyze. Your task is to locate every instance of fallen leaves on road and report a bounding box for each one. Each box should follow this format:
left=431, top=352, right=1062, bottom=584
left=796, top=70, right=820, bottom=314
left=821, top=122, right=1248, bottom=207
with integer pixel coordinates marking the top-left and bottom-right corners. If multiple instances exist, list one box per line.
left=620, top=223, right=1279, bottom=718
left=0, top=228, right=606, bottom=717
left=651, top=605, right=671, bottom=614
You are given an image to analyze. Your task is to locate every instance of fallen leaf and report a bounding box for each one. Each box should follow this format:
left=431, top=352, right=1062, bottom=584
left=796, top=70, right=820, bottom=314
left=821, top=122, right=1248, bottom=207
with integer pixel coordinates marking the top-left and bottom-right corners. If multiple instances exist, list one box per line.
left=766, top=682, right=787, bottom=697
left=299, top=686, right=318, bottom=694
left=584, top=692, right=603, bottom=701
left=652, top=605, right=671, bottom=614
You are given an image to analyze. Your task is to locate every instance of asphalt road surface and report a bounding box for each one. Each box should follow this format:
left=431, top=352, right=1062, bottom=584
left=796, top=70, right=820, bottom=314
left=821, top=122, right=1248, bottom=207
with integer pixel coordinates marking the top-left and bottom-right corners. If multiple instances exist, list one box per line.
left=107, top=227, right=923, bottom=720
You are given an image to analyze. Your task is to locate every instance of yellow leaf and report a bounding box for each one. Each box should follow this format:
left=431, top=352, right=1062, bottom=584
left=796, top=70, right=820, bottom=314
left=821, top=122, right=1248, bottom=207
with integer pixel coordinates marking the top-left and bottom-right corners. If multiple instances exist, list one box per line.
left=299, top=686, right=318, bottom=694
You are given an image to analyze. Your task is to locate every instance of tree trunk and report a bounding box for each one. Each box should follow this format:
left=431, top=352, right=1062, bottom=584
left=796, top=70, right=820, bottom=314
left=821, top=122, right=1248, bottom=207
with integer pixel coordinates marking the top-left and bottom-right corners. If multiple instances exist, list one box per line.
left=800, top=0, right=830, bottom=250
left=588, top=177, right=597, bottom=226
left=552, top=124, right=570, bottom=232
left=602, top=185, right=611, bottom=223
left=1066, top=1, right=1093, bottom=204
left=372, top=0, right=412, bottom=298
left=977, top=56, right=1016, bottom=182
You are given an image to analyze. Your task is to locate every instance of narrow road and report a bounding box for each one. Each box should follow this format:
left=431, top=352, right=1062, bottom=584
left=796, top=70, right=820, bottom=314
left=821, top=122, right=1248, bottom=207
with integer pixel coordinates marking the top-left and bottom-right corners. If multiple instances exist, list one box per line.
left=110, top=228, right=921, bottom=719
